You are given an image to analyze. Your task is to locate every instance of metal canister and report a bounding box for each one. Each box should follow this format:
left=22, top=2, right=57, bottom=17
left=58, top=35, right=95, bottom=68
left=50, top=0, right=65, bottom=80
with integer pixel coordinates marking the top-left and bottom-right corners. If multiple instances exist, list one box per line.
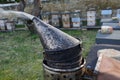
left=43, top=58, right=86, bottom=80
left=44, top=44, right=82, bottom=69
left=32, top=17, right=86, bottom=80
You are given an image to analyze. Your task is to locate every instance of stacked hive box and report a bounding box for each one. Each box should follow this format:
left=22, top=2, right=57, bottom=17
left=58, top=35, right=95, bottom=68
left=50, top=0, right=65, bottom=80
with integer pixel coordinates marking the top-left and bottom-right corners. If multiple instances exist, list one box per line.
left=87, top=10, right=96, bottom=27
left=101, top=9, right=112, bottom=22
left=71, top=10, right=81, bottom=28
left=62, top=11, right=71, bottom=28
left=51, top=12, right=61, bottom=28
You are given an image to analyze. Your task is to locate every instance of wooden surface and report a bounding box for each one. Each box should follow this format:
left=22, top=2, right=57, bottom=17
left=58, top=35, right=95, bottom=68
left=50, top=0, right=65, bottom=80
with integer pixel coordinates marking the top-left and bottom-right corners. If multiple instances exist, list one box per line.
left=97, top=55, right=120, bottom=80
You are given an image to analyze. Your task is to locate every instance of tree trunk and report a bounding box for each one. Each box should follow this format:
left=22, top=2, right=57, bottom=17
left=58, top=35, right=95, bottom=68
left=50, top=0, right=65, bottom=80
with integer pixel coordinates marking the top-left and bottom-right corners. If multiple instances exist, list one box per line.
left=27, top=0, right=42, bottom=34
left=31, top=0, right=42, bottom=18
left=17, top=0, right=42, bottom=34
left=17, top=0, right=26, bottom=11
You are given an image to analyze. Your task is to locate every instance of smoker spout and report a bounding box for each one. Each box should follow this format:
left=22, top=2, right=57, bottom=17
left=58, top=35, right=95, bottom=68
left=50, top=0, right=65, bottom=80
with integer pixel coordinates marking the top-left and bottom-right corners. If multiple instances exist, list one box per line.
left=32, top=17, right=80, bottom=51
left=32, top=17, right=83, bottom=69
left=0, top=10, right=81, bottom=51
left=0, top=9, right=34, bottom=20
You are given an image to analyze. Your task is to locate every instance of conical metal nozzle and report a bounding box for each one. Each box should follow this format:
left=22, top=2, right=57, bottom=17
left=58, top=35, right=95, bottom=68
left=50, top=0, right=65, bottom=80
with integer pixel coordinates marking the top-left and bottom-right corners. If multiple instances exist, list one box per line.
left=32, top=17, right=81, bottom=51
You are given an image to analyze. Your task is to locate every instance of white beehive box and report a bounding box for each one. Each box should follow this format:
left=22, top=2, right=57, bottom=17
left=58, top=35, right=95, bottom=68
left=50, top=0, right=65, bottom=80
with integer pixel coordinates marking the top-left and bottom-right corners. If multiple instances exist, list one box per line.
left=116, top=9, right=120, bottom=26
left=117, top=9, right=120, bottom=19
left=62, top=11, right=70, bottom=28
left=87, top=10, right=96, bottom=26
left=71, top=11, right=81, bottom=28
left=72, top=18, right=80, bottom=28
left=0, top=19, right=8, bottom=30
left=101, top=9, right=112, bottom=22
left=42, top=15, right=49, bottom=24
left=51, top=14, right=60, bottom=27
left=0, top=19, right=5, bottom=30
left=6, top=21, right=15, bottom=31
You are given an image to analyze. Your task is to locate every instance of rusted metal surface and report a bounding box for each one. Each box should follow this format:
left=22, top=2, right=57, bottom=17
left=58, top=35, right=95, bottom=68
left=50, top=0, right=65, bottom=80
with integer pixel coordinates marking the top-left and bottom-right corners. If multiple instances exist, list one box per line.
left=32, top=17, right=85, bottom=80
left=44, top=44, right=81, bottom=63
left=43, top=58, right=86, bottom=80
left=46, top=56, right=82, bottom=69
left=33, top=17, right=83, bottom=70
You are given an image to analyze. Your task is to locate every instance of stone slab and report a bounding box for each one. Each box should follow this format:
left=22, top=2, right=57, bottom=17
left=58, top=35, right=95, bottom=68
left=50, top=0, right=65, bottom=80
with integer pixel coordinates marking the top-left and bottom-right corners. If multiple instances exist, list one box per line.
left=96, top=30, right=120, bottom=45
left=86, top=44, right=120, bottom=70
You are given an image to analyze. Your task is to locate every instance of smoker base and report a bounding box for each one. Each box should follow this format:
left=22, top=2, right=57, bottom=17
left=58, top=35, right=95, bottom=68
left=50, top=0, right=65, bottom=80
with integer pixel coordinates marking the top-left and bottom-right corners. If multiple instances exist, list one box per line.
left=43, top=58, right=86, bottom=80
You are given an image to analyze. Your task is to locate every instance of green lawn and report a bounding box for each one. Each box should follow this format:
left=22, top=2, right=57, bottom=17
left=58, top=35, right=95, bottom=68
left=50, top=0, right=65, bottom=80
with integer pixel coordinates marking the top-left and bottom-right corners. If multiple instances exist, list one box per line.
left=0, top=30, right=97, bottom=80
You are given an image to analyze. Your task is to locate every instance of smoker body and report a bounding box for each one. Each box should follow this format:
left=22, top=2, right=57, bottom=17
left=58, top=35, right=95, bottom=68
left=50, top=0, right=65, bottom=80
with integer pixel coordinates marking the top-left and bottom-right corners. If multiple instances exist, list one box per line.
left=32, top=17, right=86, bottom=80
left=43, top=58, right=85, bottom=80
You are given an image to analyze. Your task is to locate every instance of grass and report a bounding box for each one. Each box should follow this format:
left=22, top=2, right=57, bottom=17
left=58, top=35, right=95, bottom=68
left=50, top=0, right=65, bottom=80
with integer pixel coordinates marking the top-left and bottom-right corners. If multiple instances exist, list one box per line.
left=0, top=30, right=97, bottom=80
left=15, top=24, right=26, bottom=28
